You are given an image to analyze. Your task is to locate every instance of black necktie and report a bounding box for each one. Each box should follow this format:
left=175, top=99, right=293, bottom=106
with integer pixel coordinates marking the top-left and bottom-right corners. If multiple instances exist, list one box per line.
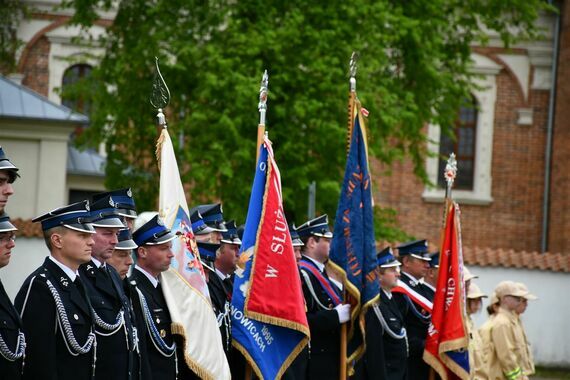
left=99, top=265, right=110, bottom=278
left=222, top=277, right=233, bottom=301
left=74, top=276, right=85, bottom=292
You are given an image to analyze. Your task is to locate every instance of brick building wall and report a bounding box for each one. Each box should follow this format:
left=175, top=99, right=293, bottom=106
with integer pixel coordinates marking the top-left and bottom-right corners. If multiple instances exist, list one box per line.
left=20, top=36, right=50, bottom=97
left=374, top=64, right=552, bottom=253
left=549, top=1, right=570, bottom=253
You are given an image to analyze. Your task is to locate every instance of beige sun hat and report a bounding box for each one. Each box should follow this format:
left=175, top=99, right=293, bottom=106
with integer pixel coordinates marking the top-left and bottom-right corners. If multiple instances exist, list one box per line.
left=467, top=283, right=488, bottom=299
left=516, top=282, right=538, bottom=300
left=495, top=280, right=527, bottom=298
left=463, top=266, right=478, bottom=282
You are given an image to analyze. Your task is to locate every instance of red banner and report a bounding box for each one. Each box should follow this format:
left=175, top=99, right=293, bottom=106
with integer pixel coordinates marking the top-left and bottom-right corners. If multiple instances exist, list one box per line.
left=244, top=144, right=308, bottom=330
left=423, top=202, right=470, bottom=380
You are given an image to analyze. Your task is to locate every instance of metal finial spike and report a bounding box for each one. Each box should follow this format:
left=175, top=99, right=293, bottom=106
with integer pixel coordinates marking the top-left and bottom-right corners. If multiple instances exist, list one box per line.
left=444, top=153, right=458, bottom=190
left=258, top=70, right=269, bottom=125
left=258, top=70, right=269, bottom=112
left=349, top=52, right=359, bottom=78
left=150, top=57, right=171, bottom=110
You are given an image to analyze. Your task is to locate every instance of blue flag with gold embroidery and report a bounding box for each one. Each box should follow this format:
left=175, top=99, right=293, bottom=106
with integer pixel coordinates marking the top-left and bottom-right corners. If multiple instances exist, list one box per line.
left=329, top=100, right=379, bottom=368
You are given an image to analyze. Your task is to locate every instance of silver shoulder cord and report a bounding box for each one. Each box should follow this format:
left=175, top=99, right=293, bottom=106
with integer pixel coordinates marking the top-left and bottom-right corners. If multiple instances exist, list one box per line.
left=92, top=308, right=124, bottom=336
left=300, top=270, right=333, bottom=310
left=134, top=288, right=176, bottom=355
left=45, top=279, right=97, bottom=356
left=372, top=303, right=409, bottom=356
left=404, top=295, right=431, bottom=323
left=217, top=302, right=231, bottom=352
left=135, top=287, right=178, bottom=378
left=0, top=327, right=25, bottom=362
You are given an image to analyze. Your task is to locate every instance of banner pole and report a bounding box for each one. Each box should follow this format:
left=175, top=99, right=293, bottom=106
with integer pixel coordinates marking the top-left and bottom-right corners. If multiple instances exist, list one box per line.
left=432, top=153, right=458, bottom=380
left=340, top=323, right=347, bottom=380
left=338, top=52, right=358, bottom=380
left=347, top=52, right=358, bottom=156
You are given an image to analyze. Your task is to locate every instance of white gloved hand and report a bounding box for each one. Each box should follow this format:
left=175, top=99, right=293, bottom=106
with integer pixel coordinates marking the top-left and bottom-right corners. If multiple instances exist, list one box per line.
left=334, top=304, right=351, bottom=323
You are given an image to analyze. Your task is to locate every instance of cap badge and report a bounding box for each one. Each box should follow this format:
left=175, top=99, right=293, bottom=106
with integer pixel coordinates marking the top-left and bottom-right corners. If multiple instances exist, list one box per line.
left=127, top=188, right=132, bottom=197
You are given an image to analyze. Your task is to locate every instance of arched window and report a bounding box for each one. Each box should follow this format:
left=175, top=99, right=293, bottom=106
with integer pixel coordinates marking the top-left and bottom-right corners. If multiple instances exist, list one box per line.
left=437, top=96, right=478, bottom=190
left=62, top=64, right=93, bottom=115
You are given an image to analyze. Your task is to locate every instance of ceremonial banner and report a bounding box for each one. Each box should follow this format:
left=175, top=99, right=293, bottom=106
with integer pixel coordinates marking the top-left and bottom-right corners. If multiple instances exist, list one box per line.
left=156, top=128, right=231, bottom=380
left=423, top=202, right=470, bottom=380
left=232, top=136, right=310, bottom=379
left=329, top=99, right=380, bottom=369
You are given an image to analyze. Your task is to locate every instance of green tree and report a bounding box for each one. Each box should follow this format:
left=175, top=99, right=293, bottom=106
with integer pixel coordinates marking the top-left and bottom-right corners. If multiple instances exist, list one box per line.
left=0, top=1, right=27, bottom=74
left=62, top=0, right=550, bottom=238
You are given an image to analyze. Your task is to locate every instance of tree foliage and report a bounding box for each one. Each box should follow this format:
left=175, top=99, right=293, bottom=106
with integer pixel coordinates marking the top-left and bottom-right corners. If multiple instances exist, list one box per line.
left=62, top=0, right=550, bottom=238
left=0, top=0, right=27, bottom=74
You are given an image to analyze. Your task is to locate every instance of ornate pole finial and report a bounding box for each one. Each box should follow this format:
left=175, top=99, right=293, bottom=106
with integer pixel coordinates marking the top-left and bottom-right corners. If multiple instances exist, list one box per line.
left=444, top=153, right=458, bottom=199
left=349, top=51, right=359, bottom=92
left=258, top=70, right=269, bottom=126
left=150, top=57, right=171, bottom=127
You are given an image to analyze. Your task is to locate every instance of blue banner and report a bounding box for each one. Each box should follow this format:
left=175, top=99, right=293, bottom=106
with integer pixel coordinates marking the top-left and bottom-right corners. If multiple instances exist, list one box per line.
left=329, top=106, right=380, bottom=364
left=231, top=140, right=308, bottom=380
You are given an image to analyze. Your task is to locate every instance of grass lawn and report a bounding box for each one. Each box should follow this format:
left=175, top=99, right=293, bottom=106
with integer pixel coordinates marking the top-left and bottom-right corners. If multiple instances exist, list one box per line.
left=534, top=366, right=570, bottom=379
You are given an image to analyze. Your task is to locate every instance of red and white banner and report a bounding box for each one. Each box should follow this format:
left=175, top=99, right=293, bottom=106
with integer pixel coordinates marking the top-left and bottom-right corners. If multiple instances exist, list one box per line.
left=244, top=138, right=308, bottom=329
left=423, top=202, right=470, bottom=380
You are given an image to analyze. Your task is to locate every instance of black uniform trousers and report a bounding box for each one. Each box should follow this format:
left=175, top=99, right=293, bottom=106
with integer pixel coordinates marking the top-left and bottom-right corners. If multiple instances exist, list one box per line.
left=128, top=269, right=177, bottom=380
left=15, top=257, right=95, bottom=380
left=79, top=261, right=140, bottom=380
left=393, top=275, right=431, bottom=380
left=299, top=257, right=342, bottom=380
left=0, top=279, right=23, bottom=380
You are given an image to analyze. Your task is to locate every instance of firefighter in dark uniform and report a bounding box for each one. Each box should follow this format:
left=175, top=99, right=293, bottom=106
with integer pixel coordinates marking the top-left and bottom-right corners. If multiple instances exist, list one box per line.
left=297, top=215, right=351, bottom=379
left=282, top=224, right=308, bottom=380
left=422, top=252, right=439, bottom=302
left=130, top=213, right=179, bottom=379
left=197, top=240, right=228, bottom=349
left=392, top=240, right=432, bottom=380
left=15, top=201, right=97, bottom=380
left=0, top=214, right=25, bottom=380
left=107, top=228, right=137, bottom=280
left=358, top=247, right=408, bottom=380
left=92, top=188, right=138, bottom=230
left=192, top=206, right=229, bottom=343
left=0, top=148, right=24, bottom=379
left=0, top=146, right=18, bottom=215
left=214, top=220, right=241, bottom=354
left=78, top=194, right=140, bottom=380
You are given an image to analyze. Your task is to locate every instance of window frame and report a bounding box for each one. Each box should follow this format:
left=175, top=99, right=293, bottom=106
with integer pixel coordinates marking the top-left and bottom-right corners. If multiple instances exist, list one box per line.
left=437, top=96, right=478, bottom=191
left=61, top=63, right=93, bottom=114
left=422, top=53, right=501, bottom=206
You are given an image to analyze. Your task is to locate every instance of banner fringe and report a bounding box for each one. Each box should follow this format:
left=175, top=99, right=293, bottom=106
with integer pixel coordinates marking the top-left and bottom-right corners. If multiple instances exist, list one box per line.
left=171, top=322, right=215, bottom=380
left=155, top=127, right=167, bottom=170
left=245, top=310, right=310, bottom=337
left=424, top=350, right=450, bottom=380
left=275, top=336, right=310, bottom=380
left=232, top=340, right=263, bottom=380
